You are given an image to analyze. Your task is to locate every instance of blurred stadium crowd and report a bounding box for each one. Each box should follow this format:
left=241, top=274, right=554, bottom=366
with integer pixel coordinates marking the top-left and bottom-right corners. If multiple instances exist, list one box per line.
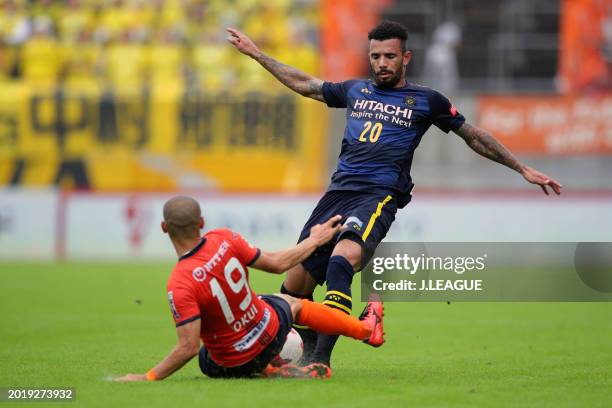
left=0, top=0, right=610, bottom=193
left=0, top=0, right=320, bottom=90
left=3, top=0, right=610, bottom=93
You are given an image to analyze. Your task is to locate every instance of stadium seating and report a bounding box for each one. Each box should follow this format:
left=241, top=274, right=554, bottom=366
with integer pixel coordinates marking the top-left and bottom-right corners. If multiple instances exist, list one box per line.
left=0, top=0, right=322, bottom=89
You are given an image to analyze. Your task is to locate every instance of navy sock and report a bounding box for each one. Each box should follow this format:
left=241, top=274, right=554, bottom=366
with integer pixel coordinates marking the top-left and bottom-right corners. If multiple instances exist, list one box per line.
left=280, top=283, right=317, bottom=362
left=311, top=255, right=354, bottom=366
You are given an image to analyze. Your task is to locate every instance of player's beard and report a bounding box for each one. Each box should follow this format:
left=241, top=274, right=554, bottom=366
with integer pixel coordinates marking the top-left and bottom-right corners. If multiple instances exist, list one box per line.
left=373, top=67, right=404, bottom=89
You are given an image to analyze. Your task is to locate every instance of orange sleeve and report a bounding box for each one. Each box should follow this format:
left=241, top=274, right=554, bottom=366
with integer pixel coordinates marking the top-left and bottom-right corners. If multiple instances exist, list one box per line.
left=226, top=229, right=260, bottom=266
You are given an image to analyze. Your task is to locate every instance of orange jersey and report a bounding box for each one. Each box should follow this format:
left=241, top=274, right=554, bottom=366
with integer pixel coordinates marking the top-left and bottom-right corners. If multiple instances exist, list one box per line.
left=166, top=229, right=280, bottom=367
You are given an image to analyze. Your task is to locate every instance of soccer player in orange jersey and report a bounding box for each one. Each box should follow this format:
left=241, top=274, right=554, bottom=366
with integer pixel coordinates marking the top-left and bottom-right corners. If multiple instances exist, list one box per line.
left=116, top=196, right=383, bottom=381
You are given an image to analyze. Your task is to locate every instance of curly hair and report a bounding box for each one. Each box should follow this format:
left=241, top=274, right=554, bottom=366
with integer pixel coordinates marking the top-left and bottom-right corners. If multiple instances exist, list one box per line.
left=368, top=20, right=408, bottom=51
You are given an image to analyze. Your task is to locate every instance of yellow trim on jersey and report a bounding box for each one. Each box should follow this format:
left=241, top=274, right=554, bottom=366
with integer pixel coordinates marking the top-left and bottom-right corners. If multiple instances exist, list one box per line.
left=323, top=300, right=352, bottom=314
left=292, top=324, right=309, bottom=330
left=325, top=290, right=352, bottom=302
left=362, top=195, right=393, bottom=241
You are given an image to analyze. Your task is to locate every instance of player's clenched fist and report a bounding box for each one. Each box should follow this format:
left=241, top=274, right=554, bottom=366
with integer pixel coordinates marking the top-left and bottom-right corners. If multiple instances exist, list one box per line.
left=226, top=28, right=260, bottom=58
left=309, top=215, right=342, bottom=246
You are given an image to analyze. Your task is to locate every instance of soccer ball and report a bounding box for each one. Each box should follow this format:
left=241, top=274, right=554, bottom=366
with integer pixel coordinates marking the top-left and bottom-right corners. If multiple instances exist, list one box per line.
left=278, top=328, right=304, bottom=364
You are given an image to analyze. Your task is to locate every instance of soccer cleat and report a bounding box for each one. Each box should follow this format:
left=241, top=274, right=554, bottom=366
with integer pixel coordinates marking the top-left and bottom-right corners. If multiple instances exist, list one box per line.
left=262, top=363, right=331, bottom=379
left=359, top=295, right=385, bottom=347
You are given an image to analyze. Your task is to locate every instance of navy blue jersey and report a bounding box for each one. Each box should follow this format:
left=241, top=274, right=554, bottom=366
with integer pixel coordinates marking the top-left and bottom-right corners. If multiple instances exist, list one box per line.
left=322, top=79, right=465, bottom=208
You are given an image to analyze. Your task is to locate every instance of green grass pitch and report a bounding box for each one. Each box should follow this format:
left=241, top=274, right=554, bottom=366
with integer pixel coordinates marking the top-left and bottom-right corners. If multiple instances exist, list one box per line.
left=1, top=262, right=611, bottom=407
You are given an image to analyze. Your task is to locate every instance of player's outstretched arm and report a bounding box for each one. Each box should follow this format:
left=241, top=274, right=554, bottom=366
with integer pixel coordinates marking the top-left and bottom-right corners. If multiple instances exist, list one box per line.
left=252, top=215, right=342, bottom=274
left=454, top=122, right=562, bottom=195
left=115, top=318, right=201, bottom=382
left=226, top=27, right=325, bottom=102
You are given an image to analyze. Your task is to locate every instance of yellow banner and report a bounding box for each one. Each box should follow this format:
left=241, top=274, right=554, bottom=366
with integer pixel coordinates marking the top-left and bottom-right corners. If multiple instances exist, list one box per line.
left=0, top=81, right=327, bottom=192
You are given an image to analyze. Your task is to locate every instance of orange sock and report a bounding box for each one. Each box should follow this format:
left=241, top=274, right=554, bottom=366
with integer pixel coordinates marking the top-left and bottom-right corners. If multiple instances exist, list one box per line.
left=296, top=299, right=371, bottom=340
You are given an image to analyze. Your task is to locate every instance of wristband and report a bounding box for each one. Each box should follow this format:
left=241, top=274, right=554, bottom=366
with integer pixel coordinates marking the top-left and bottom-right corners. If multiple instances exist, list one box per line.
left=146, top=369, right=158, bottom=381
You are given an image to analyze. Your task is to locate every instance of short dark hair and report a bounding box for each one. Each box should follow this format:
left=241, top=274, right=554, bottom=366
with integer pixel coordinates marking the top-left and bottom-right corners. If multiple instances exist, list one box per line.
left=368, top=20, right=408, bottom=51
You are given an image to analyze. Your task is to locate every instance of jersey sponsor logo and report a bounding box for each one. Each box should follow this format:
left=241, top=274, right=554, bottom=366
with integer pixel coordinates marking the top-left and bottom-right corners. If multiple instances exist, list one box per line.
left=353, top=99, right=413, bottom=119
left=192, top=267, right=207, bottom=282
left=167, top=291, right=180, bottom=320
left=344, top=216, right=363, bottom=232
left=405, top=96, right=416, bottom=107
left=361, top=87, right=372, bottom=95
left=232, top=307, right=271, bottom=352
left=192, top=241, right=230, bottom=281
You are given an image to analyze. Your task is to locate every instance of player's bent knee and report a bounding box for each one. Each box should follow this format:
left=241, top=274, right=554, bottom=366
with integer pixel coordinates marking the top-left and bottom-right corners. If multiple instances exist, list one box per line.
left=331, top=239, right=363, bottom=270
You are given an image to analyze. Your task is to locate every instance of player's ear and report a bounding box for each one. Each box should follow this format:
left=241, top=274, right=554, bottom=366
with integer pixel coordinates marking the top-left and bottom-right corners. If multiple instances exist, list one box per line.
left=161, top=221, right=168, bottom=234
left=199, top=217, right=204, bottom=230
left=403, top=50, right=412, bottom=67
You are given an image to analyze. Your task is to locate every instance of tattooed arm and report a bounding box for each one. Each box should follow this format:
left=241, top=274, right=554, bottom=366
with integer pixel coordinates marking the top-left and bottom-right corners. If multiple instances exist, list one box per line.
left=455, top=122, right=523, bottom=171
left=226, top=27, right=324, bottom=102
left=455, top=122, right=562, bottom=195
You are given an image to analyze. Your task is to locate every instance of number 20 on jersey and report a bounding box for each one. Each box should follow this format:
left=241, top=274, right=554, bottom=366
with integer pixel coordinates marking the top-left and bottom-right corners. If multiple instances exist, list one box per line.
left=359, top=121, right=383, bottom=143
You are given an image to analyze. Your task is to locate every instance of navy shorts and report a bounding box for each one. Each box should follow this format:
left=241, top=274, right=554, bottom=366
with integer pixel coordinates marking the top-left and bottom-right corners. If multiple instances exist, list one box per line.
left=298, top=189, right=399, bottom=285
left=198, top=295, right=293, bottom=378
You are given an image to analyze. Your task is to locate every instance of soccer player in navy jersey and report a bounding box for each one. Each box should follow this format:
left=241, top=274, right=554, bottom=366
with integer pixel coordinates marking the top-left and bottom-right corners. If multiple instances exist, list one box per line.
left=227, top=21, right=562, bottom=370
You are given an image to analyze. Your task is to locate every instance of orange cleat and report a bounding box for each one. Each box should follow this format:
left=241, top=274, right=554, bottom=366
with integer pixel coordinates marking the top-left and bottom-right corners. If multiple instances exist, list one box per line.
left=262, top=362, right=331, bottom=379
left=359, top=295, right=385, bottom=347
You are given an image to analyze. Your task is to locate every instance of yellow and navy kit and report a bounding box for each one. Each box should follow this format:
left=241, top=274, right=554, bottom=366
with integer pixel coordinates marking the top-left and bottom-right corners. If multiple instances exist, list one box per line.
left=297, top=79, right=466, bottom=283
left=322, top=79, right=465, bottom=208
